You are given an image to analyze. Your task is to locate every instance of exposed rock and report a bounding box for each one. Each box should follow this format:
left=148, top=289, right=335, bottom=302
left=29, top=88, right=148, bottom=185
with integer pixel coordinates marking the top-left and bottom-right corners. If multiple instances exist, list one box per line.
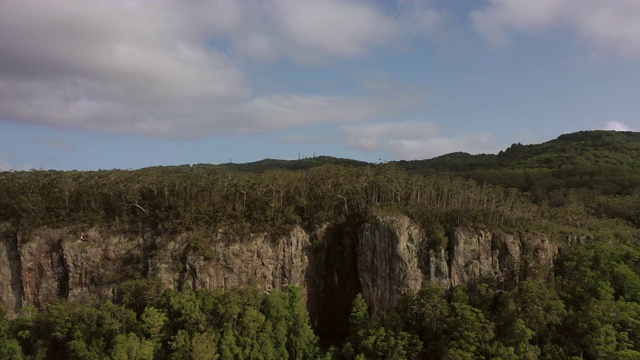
left=448, top=228, right=523, bottom=287
left=357, top=216, right=424, bottom=312
left=354, top=216, right=554, bottom=313
left=19, top=228, right=68, bottom=308
left=172, top=226, right=311, bottom=292
left=62, top=228, right=143, bottom=302
left=425, top=246, right=450, bottom=288
left=0, top=216, right=559, bottom=320
left=522, top=232, right=559, bottom=279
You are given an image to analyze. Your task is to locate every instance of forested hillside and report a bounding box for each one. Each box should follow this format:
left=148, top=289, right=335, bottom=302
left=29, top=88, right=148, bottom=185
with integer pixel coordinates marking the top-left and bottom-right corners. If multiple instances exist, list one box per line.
left=1, top=130, right=640, bottom=359
left=398, top=130, right=640, bottom=197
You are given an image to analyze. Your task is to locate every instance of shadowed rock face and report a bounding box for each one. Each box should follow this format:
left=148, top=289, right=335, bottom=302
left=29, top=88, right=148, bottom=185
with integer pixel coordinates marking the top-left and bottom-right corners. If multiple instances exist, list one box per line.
left=308, top=222, right=363, bottom=340
left=0, top=216, right=558, bottom=326
left=0, top=230, right=23, bottom=315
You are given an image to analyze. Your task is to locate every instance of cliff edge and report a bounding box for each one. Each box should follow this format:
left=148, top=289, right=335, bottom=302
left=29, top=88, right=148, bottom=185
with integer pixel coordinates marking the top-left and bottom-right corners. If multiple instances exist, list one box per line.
left=0, top=215, right=558, bottom=331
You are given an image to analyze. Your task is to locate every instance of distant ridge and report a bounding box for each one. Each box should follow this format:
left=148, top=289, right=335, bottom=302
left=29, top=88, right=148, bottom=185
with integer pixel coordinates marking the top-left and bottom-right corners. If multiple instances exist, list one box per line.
left=394, top=130, right=640, bottom=195
left=396, top=130, right=640, bottom=172
left=209, top=130, right=640, bottom=174
left=27, top=130, right=639, bottom=196
left=219, top=155, right=370, bottom=172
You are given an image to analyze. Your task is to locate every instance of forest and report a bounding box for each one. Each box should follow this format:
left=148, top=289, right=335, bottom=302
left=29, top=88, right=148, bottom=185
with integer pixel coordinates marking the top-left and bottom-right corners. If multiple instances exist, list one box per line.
left=1, top=130, right=640, bottom=359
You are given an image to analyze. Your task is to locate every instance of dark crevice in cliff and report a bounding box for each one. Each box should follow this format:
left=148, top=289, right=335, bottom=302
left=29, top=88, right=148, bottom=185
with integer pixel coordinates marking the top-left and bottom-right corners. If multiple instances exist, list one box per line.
left=178, top=249, right=193, bottom=291
left=416, top=239, right=433, bottom=286
left=6, top=231, right=24, bottom=314
left=142, top=232, right=158, bottom=279
left=54, top=240, right=70, bottom=299
left=308, top=222, right=363, bottom=345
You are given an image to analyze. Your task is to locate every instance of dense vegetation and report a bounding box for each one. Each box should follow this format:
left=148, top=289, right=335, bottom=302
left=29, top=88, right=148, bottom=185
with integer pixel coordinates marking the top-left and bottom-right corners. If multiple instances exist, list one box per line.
left=2, top=236, right=639, bottom=359
left=337, top=236, right=640, bottom=359
left=0, top=284, right=318, bottom=359
left=1, top=130, right=640, bottom=359
left=398, top=131, right=640, bottom=198
left=0, top=161, right=539, bottom=239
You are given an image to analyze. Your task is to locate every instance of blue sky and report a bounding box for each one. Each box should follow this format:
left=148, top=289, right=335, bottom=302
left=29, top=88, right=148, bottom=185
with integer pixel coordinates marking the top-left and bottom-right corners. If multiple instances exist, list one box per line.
left=1, top=0, right=640, bottom=171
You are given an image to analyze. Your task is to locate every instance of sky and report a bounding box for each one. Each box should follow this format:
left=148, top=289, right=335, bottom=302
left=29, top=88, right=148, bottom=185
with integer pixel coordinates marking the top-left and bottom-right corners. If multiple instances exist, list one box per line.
left=1, top=0, right=640, bottom=171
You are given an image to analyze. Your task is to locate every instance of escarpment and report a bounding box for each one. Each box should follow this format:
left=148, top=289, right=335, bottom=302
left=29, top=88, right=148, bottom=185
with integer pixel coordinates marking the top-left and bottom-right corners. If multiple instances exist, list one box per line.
left=356, top=216, right=558, bottom=312
left=0, top=215, right=559, bottom=326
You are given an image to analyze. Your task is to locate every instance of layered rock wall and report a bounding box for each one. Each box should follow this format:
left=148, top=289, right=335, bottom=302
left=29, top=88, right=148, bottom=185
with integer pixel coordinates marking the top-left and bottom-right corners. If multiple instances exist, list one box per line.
left=355, top=216, right=558, bottom=312
left=0, top=216, right=559, bottom=320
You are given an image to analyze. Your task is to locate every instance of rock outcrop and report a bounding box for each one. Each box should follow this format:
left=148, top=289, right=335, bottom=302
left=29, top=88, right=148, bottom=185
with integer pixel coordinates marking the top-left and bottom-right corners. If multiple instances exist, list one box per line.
left=0, top=215, right=559, bottom=322
left=357, top=216, right=424, bottom=312
left=147, top=226, right=311, bottom=292
left=0, top=225, right=313, bottom=318
left=355, top=216, right=558, bottom=312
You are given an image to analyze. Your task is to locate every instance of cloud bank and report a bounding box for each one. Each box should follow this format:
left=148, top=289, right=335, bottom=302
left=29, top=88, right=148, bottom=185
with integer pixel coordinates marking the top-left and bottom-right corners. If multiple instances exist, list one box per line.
left=3, top=0, right=638, bottom=162
left=0, top=0, right=439, bottom=139
left=472, top=0, right=640, bottom=59
left=343, top=121, right=500, bottom=159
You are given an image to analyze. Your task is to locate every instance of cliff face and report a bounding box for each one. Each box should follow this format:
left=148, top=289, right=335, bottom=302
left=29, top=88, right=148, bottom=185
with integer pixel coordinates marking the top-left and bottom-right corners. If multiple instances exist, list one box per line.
left=357, top=216, right=425, bottom=312
left=356, top=216, right=558, bottom=312
left=0, top=215, right=558, bottom=323
left=145, top=227, right=311, bottom=293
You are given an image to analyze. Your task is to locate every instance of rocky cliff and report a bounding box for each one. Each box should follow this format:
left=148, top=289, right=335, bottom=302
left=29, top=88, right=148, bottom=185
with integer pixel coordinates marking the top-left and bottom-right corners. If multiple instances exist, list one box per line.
left=0, top=215, right=558, bottom=330
left=356, top=216, right=557, bottom=312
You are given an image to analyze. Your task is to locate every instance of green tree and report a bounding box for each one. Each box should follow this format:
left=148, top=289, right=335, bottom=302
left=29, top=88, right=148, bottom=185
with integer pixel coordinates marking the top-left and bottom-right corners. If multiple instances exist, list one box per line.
left=515, top=280, right=565, bottom=342
left=284, top=286, right=318, bottom=360
left=349, top=293, right=369, bottom=339
left=218, top=325, right=241, bottom=360
left=396, top=283, right=450, bottom=357
left=111, top=332, right=154, bottom=360
left=262, top=290, right=290, bottom=359
left=191, top=332, right=220, bottom=360
left=346, top=293, right=422, bottom=360
left=0, top=339, right=23, bottom=360
left=442, top=302, right=496, bottom=359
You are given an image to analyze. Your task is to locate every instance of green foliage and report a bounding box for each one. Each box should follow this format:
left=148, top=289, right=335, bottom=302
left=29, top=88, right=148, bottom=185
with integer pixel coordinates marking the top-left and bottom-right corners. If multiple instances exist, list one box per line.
left=514, top=280, right=566, bottom=339
left=353, top=251, right=640, bottom=360
left=0, top=339, right=24, bottom=360
left=0, top=160, right=540, bottom=237
left=344, top=293, right=422, bottom=360
left=2, top=130, right=640, bottom=238
left=0, top=285, right=320, bottom=359
left=348, top=294, right=369, bottom=337
left=111, top=332, right=154, bottom=360
left=115, top=279, right=164, bottom=316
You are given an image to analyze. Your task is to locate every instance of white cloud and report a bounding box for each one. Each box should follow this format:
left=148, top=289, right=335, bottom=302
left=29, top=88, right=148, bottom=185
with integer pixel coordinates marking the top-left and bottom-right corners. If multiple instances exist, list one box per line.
left=397, top=0, right=447, bottom=39
left=230, top=92, right=424, bottom=132
left=0, top=0, right=440, bottom=139
left=280, top=135, right=333, bottom=144
left=343, top=121, right=500, bottom=159
left=385, top=132, right=498, bottom=159
left=472, top=0, right=640, bottom=59
left=273, top=0, right=399, bottom=58
left=343, top=121, right=440, bottom=151
left=604, top=121, right=636, bottom=131
left=0, top=0, right=248, bottom=136
left=232, top=0, right=446, bottom=64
